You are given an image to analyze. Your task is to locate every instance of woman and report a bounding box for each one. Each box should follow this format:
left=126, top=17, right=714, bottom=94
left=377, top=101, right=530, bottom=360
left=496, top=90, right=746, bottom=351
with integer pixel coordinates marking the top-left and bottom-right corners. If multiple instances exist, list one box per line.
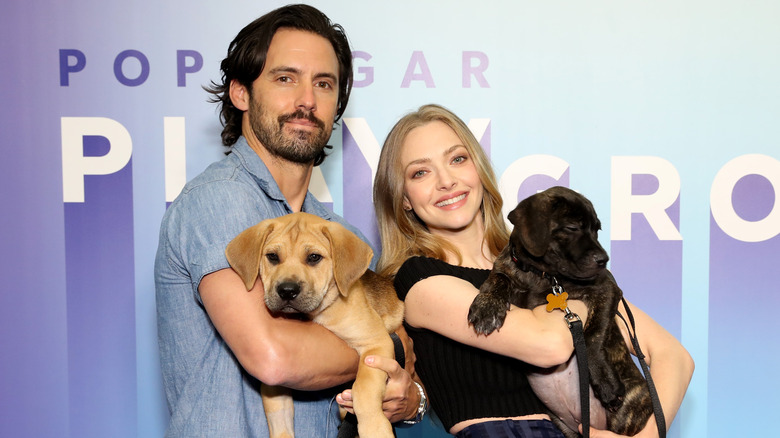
left=371, top=104, right=694, bottom=437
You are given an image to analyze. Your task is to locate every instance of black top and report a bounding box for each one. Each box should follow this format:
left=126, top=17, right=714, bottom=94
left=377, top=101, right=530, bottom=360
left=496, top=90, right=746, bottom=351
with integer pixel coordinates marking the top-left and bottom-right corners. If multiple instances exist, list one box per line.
left=394, top=256, right=547, bottom=431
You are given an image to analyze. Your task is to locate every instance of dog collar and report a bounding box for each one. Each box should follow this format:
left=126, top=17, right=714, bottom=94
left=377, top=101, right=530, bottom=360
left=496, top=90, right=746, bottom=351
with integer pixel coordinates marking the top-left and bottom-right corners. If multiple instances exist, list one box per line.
left=510, top=246, right=580, bottom=324
left=510, top=246, right=553, bottom=282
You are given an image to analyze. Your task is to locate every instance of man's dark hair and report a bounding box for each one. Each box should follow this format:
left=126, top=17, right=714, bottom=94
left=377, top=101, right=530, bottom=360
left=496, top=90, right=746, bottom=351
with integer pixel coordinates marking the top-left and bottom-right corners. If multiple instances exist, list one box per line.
left=206, top=4, right=353, bottom=164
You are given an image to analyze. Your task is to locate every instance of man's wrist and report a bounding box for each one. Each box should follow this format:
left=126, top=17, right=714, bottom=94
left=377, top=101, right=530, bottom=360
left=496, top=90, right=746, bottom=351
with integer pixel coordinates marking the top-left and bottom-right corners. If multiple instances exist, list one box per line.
left=402, top=381, right=428, bottom=425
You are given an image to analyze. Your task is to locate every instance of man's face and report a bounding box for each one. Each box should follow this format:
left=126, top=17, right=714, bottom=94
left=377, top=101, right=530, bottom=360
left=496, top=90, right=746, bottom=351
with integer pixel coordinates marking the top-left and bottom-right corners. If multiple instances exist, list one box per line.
left=248, top=28, right=340, bottom=164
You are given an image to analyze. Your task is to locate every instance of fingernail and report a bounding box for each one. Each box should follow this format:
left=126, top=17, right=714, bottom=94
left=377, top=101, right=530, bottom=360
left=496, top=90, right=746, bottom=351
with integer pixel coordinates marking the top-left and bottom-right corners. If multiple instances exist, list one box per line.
left=365, top=356, right=375, bottom=364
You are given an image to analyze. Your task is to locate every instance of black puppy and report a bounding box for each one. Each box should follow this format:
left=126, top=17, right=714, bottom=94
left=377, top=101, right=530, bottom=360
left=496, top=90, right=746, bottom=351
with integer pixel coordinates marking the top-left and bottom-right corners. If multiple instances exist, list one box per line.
left=468, top=186, right=652, bottom=437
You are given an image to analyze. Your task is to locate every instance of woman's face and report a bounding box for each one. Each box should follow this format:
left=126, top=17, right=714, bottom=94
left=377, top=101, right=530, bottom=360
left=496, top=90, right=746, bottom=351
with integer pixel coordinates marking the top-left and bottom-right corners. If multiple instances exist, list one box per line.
left=400, top=121, right=485, bottom=237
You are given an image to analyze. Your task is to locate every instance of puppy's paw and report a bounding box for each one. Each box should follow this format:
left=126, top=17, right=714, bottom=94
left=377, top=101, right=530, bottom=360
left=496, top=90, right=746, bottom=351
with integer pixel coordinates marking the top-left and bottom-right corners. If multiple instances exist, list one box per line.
left=468, top=294, right=510, bottom=335
left=592, top=376, right=626, bottom=412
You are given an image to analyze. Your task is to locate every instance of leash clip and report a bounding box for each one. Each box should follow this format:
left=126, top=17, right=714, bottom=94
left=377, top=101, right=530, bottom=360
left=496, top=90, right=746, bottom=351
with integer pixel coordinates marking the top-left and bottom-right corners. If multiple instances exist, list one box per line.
left=548, top=277, right=580, bottom=327
left=564, top=310, right=580, bottom=328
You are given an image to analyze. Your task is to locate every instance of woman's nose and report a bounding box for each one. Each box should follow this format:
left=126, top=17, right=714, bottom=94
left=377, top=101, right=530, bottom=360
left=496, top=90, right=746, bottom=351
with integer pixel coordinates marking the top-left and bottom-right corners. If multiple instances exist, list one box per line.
left=437, top=170, right=456, bottom=190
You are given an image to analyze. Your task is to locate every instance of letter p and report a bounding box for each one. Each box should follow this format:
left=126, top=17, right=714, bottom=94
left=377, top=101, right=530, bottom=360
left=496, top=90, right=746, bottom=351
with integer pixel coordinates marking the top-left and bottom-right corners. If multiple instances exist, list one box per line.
left=60, top=49, right=86, bottom=86
left=62, top=117, right=132, bottom=203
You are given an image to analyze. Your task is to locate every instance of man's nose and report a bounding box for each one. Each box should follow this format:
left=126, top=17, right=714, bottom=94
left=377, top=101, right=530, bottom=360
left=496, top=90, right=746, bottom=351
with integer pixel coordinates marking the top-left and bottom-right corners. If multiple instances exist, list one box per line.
left=295, top=83, right=316, bottom=112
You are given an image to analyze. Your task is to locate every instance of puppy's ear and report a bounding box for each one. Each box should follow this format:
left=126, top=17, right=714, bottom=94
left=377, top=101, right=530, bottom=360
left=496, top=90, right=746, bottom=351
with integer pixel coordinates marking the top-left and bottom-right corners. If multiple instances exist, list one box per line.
left=225, top=221, right=276, bottom=290
left=508, top=193, right=552, bottom=258
left=322, top=223, right=373, bottom=297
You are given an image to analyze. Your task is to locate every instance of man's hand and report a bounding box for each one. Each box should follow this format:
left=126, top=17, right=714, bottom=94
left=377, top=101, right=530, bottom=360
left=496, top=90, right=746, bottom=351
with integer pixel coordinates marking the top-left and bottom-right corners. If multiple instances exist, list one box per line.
left=394, top=325, right=417, bottom=377
left=336, top=327, right=422, bottom=423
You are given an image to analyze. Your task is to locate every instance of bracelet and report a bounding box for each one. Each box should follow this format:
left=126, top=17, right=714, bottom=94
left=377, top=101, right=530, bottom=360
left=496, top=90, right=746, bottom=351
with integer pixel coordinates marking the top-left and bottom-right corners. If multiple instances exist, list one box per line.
left=402, top=381, right=428, bottom=425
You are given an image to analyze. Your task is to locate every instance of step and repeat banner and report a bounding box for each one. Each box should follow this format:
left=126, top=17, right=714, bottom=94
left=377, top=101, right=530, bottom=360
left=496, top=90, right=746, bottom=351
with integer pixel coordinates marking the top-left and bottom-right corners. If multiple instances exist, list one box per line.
left=2, top=1, right=778, bottom=437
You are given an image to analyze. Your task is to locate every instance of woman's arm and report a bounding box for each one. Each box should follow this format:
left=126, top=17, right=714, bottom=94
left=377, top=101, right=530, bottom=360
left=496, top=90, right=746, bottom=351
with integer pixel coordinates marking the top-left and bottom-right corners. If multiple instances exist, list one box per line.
left=404, top=274, right=589, bottom=368
left=585, top=299, right=694, bottom=438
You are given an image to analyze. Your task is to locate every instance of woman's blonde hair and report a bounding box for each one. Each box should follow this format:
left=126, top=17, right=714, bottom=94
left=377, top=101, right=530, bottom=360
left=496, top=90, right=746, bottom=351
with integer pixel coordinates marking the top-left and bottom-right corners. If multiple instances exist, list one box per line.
left=373, top=104, right=509, bottom=277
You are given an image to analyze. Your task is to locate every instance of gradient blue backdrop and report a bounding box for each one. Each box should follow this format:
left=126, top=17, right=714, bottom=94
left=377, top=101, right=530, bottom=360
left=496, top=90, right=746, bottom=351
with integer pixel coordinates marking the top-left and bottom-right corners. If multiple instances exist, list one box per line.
left=2, top=1, right=779, bottom=437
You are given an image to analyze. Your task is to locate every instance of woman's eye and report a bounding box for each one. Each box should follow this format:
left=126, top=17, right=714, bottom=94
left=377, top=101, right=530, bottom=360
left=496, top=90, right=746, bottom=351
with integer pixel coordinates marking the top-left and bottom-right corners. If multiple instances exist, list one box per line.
left=452, top=155, right=466, bottom=164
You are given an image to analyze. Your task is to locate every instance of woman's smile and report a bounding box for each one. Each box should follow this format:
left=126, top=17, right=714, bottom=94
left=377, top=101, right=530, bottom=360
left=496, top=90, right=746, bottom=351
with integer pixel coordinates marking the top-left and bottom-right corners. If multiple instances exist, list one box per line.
left=435, top=192, right=468, bottom=208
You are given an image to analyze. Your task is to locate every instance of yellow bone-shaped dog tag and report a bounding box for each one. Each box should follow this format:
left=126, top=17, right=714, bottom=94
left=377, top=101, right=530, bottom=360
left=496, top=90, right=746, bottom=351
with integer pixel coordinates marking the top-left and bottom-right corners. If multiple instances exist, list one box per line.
left=546, top=291, right=569, bottom=312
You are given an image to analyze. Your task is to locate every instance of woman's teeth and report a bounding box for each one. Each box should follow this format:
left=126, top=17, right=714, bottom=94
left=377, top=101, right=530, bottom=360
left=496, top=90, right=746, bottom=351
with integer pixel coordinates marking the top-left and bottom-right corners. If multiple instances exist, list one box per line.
left=436, top=193, right=466, bottom=207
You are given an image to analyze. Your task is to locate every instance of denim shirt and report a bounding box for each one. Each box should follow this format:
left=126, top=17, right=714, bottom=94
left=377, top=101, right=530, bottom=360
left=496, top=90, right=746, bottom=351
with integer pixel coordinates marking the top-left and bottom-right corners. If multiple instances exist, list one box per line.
left=155, top=137, right=371, bottom=437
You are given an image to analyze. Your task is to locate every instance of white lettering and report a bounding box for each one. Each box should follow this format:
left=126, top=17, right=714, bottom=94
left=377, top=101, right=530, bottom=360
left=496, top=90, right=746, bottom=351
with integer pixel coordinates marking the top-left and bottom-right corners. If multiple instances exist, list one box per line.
left=310, top=167, right=332, bottom=203
left=498, top=155, right=570, bottom=221
left=164, top=117, right=186, bottom=203
left=61, top=117, right=133, bottom=203
left=343, top=118, right=382, bottom=181
left=611, top=156, right=682, bottom=241
left=710, top=154, right=780, bottom=242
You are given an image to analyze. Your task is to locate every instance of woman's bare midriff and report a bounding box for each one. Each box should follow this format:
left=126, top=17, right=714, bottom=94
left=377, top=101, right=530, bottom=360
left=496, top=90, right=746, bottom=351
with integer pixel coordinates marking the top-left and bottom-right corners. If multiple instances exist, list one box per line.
left=449, top=413, right=552, bottom=434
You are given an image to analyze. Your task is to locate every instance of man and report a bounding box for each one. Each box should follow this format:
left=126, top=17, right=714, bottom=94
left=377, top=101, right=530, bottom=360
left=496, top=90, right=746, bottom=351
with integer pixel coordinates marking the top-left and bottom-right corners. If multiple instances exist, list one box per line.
left=155, top=5, right=420, bottom=437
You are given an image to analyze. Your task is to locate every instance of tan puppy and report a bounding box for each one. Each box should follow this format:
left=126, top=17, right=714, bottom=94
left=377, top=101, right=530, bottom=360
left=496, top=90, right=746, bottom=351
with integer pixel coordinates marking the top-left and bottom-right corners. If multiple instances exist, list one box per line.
left=225, top=212, right=403, bottom=438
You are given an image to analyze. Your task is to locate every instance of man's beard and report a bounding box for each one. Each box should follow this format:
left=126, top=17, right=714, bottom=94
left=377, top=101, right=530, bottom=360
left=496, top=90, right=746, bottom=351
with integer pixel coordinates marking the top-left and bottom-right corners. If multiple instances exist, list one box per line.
left=250, top=97, right=331, bottom=164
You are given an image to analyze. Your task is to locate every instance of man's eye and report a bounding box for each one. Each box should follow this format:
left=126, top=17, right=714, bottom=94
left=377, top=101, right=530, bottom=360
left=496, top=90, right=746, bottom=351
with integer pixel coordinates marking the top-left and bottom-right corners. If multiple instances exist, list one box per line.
left=307, top=253, right=323, bottom=265
left=266, top=253, right=280, bottom=264
left=316, top=81, right=333, bottom=89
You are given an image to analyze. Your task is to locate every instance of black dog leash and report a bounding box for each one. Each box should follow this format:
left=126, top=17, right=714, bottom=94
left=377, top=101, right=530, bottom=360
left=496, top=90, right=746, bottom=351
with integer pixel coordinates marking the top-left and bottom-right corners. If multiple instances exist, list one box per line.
left=511, top=249, right=591, bottom=437
left=615, top=298, right=666, bottom=438
left=515, top=248, right=667, bottom=438
left=336, top=333, right=406, bottom=438
left=549, top=280, right=668, bottom=438
left=546, top=278, right=591, bottom=438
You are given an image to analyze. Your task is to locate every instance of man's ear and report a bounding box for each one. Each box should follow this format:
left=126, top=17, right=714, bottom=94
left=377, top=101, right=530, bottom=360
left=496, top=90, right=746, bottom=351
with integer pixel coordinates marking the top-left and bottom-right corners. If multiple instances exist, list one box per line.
left=229, top=79, right=250, bottom=111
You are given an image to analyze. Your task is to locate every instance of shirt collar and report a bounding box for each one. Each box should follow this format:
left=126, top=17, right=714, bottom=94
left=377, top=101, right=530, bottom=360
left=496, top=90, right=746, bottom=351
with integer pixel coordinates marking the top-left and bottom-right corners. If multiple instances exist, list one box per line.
left=231, top=137, right=333, bottom=220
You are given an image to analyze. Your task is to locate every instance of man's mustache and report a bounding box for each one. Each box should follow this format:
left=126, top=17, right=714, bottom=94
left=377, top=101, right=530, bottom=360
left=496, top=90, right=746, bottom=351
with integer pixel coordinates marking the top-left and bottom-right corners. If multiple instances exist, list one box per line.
left=278, top=110, right=325, bottom=130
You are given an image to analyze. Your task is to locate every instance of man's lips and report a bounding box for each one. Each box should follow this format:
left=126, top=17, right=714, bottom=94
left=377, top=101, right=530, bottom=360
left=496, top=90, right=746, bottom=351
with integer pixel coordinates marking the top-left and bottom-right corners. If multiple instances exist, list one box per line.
left=286, top=118, right=317, bottom=127
left=279, top=110, right=324, bottom=130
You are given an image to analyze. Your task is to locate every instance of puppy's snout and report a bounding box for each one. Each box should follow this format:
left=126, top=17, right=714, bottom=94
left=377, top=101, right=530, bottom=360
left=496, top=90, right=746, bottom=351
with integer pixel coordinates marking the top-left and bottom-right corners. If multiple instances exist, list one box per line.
left=276, top=281, right=301, bottom=301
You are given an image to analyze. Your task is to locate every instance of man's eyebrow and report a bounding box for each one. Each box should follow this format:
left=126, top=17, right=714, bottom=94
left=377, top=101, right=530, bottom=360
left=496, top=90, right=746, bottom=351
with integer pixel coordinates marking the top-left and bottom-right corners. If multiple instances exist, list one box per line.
left=314, top=72, right=338, bottom=82
left=267, top=65, right=302, bottom=75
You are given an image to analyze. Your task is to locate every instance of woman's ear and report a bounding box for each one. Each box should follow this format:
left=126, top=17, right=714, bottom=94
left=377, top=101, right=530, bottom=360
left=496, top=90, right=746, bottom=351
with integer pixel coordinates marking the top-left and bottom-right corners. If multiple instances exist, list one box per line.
left=229, top=79, right=250, bottom=111
left=402, top=196, right=412, bottom=211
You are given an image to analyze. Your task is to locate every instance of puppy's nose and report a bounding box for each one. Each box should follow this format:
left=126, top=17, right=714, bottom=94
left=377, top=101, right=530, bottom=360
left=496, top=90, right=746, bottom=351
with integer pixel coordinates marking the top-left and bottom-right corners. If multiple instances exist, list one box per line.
left=276, top=282, right=301, bottom=301
left=594, top=252, right=609, bottom=268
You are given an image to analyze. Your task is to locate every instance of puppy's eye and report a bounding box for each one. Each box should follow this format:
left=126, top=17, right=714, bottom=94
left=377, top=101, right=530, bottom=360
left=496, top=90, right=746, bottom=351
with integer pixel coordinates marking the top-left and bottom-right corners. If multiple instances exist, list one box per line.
left=564, top=225, right=580, bottom=232
left=266, top=253, right=280, bottom=264
left=307, top=253, right=323, bottom=265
